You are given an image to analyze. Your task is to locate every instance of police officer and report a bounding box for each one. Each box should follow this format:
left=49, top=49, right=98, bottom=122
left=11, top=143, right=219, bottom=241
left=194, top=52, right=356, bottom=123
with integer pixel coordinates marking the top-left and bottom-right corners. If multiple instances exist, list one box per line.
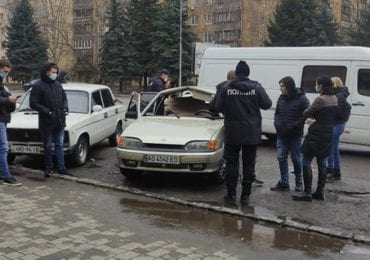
left=216, top=61, right=272, bottom=205
left=146, top=69, right=170, bottom=92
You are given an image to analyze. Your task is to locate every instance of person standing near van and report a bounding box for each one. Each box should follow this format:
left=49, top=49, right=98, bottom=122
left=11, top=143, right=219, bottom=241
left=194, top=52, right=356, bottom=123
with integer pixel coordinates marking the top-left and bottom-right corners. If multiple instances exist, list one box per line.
left=327, top=77, right=351, bottom=180
left=293, top=76, right=337, bottom=201
left=271, top=76, right=309, bottom=192
left=209, top=70, right=236, bottom=114
left=216, top=61, right=272, bottom=205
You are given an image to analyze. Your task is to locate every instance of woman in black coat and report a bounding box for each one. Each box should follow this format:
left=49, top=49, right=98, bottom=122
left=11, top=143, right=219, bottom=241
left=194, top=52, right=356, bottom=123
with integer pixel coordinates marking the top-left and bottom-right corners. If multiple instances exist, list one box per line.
left=293, top=76, right=338, bottom=202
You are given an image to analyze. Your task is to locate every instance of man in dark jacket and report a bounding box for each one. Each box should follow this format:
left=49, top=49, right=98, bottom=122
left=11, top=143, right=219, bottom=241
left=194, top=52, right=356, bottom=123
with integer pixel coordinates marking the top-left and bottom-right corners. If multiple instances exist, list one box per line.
left=271, top=76, right=309, bottom=192
left=0, top=59, right=21, bottom=186
left=216, top=60, right=272, bottom=205
left=30, top=62, right=69, bottom=177
left=146, top=69, right=170, bottom=92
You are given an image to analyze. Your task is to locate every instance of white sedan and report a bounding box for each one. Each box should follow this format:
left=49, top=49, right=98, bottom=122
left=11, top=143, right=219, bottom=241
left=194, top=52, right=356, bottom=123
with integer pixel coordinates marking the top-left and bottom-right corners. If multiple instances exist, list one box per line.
left=116, top=86, right=225, bottom=183
left=7, top=82, right=126, bottom=165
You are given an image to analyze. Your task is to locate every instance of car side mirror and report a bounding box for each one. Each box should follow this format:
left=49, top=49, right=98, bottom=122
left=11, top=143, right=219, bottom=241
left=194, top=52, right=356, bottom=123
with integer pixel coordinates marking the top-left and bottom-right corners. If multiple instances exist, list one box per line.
left=125, top=111, right=138, bottom=119
left=92, top=105, right=103, bottom=112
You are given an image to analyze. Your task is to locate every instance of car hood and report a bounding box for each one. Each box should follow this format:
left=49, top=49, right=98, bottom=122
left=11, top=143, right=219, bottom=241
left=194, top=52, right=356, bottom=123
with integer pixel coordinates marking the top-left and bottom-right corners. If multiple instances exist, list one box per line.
left=123, top=117, right=223, bottom=144
left=8, top=111, right=89, bottom=130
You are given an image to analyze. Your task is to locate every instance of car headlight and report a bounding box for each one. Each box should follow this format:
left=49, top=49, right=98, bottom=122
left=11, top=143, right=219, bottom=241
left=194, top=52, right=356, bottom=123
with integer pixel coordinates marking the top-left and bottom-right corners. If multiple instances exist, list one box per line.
left=117, top=137, right=143, bottom=149
left=185, top=140, right=218, bottom=152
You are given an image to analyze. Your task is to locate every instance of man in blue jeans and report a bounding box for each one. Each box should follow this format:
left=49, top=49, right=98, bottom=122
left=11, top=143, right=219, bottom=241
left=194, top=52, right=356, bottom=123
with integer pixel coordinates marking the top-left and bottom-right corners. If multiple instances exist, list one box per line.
left=30, top=62, right=70, bottom=178
left=0, top=59, right=21, bottom=186
left=271, top=76, right=309, bottom=192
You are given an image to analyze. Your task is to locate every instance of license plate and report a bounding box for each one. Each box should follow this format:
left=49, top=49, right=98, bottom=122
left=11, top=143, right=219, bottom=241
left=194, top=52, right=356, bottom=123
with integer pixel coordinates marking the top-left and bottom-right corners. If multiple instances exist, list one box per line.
left=143, top=154, right=180, bottom=165
left=10, top=145, right=41, bottom=154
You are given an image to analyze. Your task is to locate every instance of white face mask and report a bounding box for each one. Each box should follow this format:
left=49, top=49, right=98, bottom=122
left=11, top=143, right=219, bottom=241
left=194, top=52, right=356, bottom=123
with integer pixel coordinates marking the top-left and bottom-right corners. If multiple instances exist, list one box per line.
left=48, top=73, right=58, bottom=81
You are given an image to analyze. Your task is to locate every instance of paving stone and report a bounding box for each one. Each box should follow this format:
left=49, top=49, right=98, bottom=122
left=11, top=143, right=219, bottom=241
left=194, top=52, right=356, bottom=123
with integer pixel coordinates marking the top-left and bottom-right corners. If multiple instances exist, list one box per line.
left=147, top=248, right=170, bottom=257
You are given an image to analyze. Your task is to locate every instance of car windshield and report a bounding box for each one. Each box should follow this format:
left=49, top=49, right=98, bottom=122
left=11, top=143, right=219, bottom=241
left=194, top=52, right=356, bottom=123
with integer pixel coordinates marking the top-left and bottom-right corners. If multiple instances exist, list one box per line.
left=18, top=90, right=89, bottom=114
left=143, top=88, right=222, bottom=119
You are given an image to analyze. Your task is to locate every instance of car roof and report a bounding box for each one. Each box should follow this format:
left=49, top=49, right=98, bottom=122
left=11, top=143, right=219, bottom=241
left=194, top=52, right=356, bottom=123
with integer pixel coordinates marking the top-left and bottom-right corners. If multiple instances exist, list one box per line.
left=62, top=82, right=111, bottom=92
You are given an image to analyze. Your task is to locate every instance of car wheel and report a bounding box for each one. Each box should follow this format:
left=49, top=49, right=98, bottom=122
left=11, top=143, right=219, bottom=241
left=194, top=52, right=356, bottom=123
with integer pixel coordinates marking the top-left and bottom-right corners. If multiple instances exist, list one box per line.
left=7, top=154, right=16, bottom=164
left=211, top=159, right=226, bottom=184
left=108, top=123, right=123, bottom=147
left=120, top=168, right=141, bottom=180
left=71, top=136, right=89, bottom=166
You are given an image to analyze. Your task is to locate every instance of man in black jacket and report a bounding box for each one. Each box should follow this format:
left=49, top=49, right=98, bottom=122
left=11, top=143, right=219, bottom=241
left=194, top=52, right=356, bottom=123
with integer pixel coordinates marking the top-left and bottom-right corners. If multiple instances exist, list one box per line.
left=216, top=61, right=272, bottom=205
left=30, top=62, right=69, bottom=177
left=146, top=69, right=170, bottom=92
left=0, top=59, right=21, bottom=186
left=271, top=76, right=309, bottom=192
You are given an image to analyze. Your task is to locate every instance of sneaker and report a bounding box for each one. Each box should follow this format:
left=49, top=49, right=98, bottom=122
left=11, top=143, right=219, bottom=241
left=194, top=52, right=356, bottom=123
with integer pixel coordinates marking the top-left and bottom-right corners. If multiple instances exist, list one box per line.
left=253, top=177, right=264, bottom=185
left=44, top=171, right=53, bottom=178
left=327, top=173, right=341, bottom=181
left=292, top=192, right=312, bottom=202
left=271, top=182, right=290, bottom=191
left=312, top=191, right=325, bottom=201
left=3, top=177, right=22, bottom=186
left=295, top=183, right=303, bottom=192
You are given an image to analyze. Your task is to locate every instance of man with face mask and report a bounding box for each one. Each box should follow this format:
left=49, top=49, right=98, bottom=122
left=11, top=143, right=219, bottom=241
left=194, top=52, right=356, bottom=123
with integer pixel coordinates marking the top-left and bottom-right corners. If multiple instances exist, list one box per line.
left=0, top=59, right=21, bottom=186
left=30, top=62, right=69, bottom=178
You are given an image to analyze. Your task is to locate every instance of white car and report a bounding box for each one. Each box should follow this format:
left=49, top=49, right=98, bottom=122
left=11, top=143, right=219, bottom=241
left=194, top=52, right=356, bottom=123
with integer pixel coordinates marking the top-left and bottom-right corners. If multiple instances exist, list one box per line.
left=116, top=86, right=225, bottom=183
left=7, top=82, right=125, bottom=165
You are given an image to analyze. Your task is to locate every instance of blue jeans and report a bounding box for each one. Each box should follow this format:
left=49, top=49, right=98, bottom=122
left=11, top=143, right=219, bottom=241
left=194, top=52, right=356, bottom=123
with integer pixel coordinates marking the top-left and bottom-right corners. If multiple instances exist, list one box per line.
left=276, top=136, right=302, bottom=186
left=41, top=128, right=65, bottom=173
left=327, top=123, right=345, bottom=169
left=0, top=122, right=11, bottom=179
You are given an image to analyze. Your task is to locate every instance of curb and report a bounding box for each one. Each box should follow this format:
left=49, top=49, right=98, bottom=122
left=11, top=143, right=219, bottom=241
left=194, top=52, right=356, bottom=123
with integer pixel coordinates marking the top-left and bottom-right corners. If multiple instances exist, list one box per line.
left=11, top=165, right=370, bottom=246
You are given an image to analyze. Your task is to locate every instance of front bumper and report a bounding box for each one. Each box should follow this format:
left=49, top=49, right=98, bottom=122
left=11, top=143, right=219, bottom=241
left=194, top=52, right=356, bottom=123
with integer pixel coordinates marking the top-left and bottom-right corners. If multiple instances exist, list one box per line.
left=117, top=147, right=224, bottom=173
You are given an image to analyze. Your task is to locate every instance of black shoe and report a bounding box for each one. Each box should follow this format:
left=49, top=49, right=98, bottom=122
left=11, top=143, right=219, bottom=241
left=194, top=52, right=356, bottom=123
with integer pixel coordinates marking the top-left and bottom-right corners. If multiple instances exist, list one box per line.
left=223, top=195, right=237, bottom=206
left=44, top=171, right=52, bottom=178
left=327, top=173, right=341, bottom=181
left=3, top=177, right=22, bottom=186
left=292, top=192, right=312, bottom=201
left=240, top=194, right=250, bottom=204
left=312, top=192, right=325, bottom=201
left=271, top=182, right=290, bottom=191
left=58, top=171, right=73, bottom=176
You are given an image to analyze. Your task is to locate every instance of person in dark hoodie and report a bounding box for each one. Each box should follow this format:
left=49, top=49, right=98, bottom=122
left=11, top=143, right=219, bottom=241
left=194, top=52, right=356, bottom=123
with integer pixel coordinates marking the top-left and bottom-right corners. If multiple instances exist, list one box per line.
left=0, top=59, right=21, bottom=186
left=293, top=75, right=338, bottom=202
left=216, top=60, right=272, bottom=205
left=30, top=62, right=70, bottom=178
left=271, top=76, right=309, bottom=192
left=146, top=69, right=170, bottom=92
left=326, top=76, right=351, bottom=180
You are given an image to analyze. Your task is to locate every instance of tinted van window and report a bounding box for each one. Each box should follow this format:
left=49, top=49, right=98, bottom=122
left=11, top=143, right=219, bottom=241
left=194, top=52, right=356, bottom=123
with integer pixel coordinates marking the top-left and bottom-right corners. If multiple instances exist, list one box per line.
left=301, top=66, right=347, bottom=93
left=358, top=69, right=370, bottom=96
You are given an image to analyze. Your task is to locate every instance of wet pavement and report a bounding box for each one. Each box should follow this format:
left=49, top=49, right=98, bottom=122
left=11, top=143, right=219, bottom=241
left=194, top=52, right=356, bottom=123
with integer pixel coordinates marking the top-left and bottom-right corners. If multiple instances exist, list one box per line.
left=1, top=176, right=370, bottom=259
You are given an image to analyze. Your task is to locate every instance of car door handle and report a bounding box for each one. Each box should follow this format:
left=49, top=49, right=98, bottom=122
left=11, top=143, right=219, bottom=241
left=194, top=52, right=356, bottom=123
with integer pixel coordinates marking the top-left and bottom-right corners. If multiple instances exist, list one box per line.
left=104, top=112, right=108, bottom=118
left=352, top=102, right=365, bottom=106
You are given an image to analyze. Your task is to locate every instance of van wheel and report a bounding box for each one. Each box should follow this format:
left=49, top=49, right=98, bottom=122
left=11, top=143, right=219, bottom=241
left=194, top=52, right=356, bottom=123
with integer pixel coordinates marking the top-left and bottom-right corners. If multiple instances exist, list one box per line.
left=71, top=136, right=89, bottom=166
left=7, top=154, right=16, bottom=164
left=120, top=168, right=141, bottom=180
left=210, top=159, right=226, bottom=184
left=265, top=134, right=277, bottom=142
left=108, top=123, right=123, bottom=147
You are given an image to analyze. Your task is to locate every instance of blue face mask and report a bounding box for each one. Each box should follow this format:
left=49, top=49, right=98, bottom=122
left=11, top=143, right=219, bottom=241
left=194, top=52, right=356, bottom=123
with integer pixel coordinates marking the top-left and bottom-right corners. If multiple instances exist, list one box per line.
left=48, top=73, right=58, bottom=81
left=0, top=72, right=8, bottom=80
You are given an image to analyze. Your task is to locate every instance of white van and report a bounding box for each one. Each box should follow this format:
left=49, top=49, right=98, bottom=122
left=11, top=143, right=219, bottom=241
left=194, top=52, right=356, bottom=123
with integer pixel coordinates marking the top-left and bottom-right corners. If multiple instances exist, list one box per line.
left=198, top=46, right=370, bottom=149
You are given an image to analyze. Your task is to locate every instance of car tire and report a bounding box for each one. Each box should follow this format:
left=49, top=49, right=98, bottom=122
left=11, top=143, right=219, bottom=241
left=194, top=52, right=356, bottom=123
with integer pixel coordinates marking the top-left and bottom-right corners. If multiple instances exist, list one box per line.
left=7, top=154, right=16, bottom=164
left=120, top=168, right=141, bottom=180
left=71, top=136, right=89, bottom=166
left=210, top=159, right=226, bottom=184
left=108, top=123, right=123, bottom=147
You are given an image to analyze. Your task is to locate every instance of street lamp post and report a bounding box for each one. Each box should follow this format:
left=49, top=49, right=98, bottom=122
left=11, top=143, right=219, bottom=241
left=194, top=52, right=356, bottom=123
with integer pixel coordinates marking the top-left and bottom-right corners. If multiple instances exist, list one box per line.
left=179, top=0, right=183, bottom=87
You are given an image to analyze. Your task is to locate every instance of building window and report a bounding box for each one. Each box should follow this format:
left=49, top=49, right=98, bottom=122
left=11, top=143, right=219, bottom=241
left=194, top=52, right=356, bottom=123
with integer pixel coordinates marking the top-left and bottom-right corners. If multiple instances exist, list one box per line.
left=191, top=15, right=198, bottom=25
left=74, top=39, right=92, bottom=49
left=205, top=14, right=212, bottom=25
left=204, top=32, right=212, bottom=42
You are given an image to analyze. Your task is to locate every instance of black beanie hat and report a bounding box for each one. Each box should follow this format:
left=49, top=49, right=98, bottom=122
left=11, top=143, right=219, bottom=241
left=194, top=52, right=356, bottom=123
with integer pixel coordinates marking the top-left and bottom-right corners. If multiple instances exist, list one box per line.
left=235, top=60, right=250, bottom=77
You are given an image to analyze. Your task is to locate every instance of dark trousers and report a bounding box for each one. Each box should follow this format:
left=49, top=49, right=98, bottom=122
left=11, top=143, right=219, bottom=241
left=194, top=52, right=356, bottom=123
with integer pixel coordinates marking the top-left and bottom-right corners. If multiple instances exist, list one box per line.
left=224, top=144, right=257, bottom=196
